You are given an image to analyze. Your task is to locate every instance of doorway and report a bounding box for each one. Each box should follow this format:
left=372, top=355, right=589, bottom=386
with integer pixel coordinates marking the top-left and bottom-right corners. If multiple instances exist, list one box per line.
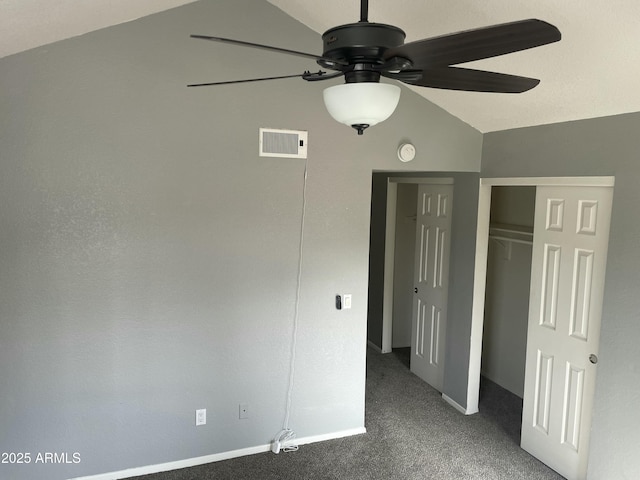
left=470, top=177, right=615, bottom=480
left=479, top=186, right=535, bottom=442
left=481, top=186, right=535, bottom=395
left=368, top=172, right=479, bottom=412
left=376, top=176, right=454, bottom=356
left=377, top=179, right=454, bottom=390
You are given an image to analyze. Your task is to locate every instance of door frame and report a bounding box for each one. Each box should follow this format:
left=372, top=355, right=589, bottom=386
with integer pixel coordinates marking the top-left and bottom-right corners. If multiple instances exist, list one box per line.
left=381, top=176, right=454, bottom=354
left=466, top=176, right=615, bottom=414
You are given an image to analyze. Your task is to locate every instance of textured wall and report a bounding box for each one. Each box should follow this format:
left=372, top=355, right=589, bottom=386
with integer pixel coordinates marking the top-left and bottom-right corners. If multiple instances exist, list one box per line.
left=0, top=1, right=481, bottom=479
left=482, top=112, right=640, bottom=479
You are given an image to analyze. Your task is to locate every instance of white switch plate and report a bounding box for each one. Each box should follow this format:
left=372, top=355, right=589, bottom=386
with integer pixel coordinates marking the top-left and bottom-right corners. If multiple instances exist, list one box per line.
left=239, top=403, right=249, bottom=419
left=196, top=408, right=206, bottom=426
left=343, top=294, right=352, bottom=309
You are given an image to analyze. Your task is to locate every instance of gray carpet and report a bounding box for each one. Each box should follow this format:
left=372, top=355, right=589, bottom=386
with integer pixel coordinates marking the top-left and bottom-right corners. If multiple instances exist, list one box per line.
left=131, top=347, right=563, bottom=479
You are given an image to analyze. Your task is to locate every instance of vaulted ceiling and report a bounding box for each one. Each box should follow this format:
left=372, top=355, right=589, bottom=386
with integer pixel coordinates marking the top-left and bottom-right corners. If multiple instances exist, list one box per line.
left=2, top=0, right=639, bottom=132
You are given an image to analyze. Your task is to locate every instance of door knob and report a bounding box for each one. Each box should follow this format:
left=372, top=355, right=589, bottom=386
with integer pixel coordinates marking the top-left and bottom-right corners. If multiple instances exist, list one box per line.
left=414, top=287, right=418, bottom=293
left=589, top=354, right=598, bottom=364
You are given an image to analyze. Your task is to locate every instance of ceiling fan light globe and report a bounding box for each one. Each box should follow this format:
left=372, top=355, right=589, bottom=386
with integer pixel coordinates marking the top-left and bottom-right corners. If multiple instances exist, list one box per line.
left=323, top=83, right=401, bottom=129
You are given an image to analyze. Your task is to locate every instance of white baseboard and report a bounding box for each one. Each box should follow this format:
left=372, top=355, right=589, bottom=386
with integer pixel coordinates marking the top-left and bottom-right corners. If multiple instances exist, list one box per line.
left=442, top=393, right=477, bottom=415
left=367, top=340, right=383, bottom=353
left=296, top=427, right=366, bottom=447
left=68, top=427, right=367, bottom=480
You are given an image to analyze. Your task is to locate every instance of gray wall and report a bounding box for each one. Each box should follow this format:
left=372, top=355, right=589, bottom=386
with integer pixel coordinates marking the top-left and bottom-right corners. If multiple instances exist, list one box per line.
left=440, top=173, right=481, bottom=404
left=366, top=174, right=389, bottom=349
left=364, top=115, right=483, bottom=349
left=482, top=112, right=640, bottom=479
left=490, top=186, right=536, bottom=227
left=0, top=1, right=481, bottom=479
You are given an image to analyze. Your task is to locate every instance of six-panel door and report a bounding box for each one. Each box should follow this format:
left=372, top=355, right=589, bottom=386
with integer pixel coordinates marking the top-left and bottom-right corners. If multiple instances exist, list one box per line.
left=411, top=183, right=454, bottom=392
left=521, top=185, right=613, bottom=480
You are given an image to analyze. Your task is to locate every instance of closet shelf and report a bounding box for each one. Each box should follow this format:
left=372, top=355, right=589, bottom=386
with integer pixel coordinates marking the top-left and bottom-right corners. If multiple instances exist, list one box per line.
left=489, top=223, right=533, bottom=246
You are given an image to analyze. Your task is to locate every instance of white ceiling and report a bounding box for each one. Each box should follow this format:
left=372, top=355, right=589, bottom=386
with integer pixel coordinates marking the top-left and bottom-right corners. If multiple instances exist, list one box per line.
left=2, top=0, right=639, bottom=132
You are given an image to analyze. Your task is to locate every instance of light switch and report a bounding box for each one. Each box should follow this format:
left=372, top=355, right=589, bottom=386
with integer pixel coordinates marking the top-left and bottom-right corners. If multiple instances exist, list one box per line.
left=343, top=294, right=352, bottom=309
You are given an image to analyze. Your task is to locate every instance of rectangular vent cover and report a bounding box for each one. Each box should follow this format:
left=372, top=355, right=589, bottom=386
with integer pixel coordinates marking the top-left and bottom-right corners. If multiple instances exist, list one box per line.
left=259, top=128, right=308, bottom=159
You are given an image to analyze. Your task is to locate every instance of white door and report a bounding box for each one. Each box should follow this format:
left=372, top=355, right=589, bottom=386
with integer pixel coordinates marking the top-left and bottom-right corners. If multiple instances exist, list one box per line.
left=411, top=183, right=453, bottom=392
left=521, top=185, right=613, bottom=479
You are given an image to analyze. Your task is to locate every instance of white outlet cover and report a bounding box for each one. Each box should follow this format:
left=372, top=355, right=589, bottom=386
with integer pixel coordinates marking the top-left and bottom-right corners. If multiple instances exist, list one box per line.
left=196, top=408, right=206, bottom=426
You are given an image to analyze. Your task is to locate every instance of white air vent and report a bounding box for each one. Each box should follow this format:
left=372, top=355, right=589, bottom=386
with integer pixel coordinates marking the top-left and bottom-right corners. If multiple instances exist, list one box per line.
left=259, top=128, right=308, bottom=159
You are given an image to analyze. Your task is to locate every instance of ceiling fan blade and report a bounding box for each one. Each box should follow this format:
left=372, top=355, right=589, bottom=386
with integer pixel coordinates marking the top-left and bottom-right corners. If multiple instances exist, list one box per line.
left=191, top=35, right=348, bottom=68
left=187, top=70, right=341, bottom=87
left=383, top=19, right=560, bottom=68
left=188, top=73, right=310, bottom=87
left=381, top=70, right=423, bottom=83
left=401, top=67, right=540, bottom=93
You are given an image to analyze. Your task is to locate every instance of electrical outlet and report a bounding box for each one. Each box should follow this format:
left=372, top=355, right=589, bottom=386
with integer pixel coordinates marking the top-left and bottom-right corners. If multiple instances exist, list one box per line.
left=195, top=408, right=206, bottom=426
left=343, top=294, right=352, bottom=309
left=239, top=403, right=249, bottom=420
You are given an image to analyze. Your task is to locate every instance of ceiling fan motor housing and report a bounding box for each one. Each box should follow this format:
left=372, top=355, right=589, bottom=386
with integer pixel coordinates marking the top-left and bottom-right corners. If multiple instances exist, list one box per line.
left=319, top=22, right=406, bottom=77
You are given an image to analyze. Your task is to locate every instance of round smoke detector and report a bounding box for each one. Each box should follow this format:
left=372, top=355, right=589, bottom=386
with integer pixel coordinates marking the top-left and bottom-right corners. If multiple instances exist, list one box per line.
left=398, top=143, right=416, bottom=162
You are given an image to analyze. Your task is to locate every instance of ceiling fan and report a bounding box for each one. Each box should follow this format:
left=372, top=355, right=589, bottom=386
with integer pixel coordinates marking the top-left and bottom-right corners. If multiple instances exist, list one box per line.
left=188, top=0, right=561, bottom=135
